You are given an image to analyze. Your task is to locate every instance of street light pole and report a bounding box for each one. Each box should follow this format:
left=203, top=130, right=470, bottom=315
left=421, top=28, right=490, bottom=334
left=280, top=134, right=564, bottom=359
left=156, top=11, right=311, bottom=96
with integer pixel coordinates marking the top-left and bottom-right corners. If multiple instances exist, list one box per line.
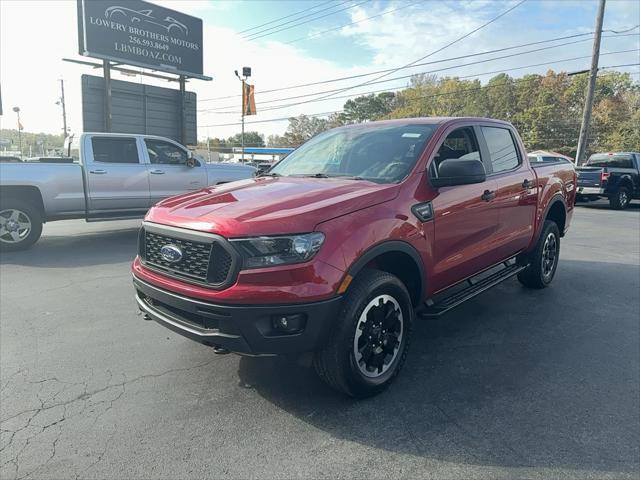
left=235, top=67, right=251, bottom=162
left=12, top=106, right=21, bottom=159
left=575, top=0, right=606, bottom=165
left=60, top=79, right=68, bottom=138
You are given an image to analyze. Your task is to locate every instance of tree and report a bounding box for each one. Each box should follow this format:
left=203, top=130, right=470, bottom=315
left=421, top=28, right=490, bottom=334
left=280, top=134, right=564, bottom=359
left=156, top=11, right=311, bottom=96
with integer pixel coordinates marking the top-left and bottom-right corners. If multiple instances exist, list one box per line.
left=266, top=134, right=289, bottom=147
left=226, top=131, right=264, bottom=147
left=341, top=92, right=397, bottom=123
left=283, top=115, right=330, bottom=146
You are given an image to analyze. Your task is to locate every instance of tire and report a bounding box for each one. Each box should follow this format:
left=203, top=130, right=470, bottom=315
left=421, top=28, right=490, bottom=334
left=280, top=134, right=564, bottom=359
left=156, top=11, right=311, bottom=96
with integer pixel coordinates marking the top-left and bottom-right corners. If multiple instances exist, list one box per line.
left=517, top=220, right=560, bottom=289
left=313, top=269, right=414, bottom=398
left=609, top=187, right=631, bottom=210
left=0, top=199, right=43, bottom=251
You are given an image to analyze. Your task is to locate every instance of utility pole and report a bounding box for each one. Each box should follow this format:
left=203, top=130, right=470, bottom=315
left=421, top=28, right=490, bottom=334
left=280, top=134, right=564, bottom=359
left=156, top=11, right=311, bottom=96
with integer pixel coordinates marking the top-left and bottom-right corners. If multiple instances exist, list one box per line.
left=57, top=79, right=68, bottom=138
left=575, top=0, right=606, bottom=165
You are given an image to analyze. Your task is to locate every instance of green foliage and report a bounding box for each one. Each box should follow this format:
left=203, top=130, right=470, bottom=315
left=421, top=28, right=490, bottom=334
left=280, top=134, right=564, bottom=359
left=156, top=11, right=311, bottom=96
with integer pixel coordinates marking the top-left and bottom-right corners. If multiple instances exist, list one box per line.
left=266, top=134, right=289, bottom=147
left=226, top=131, right=265, bottom=147
left=340, top=92, right=397, bottom=124
left=283, top=115, right=331, bottom=146
left=280, top=70, right=639, bottom=154
left=0, top=129, right=65, bottom=156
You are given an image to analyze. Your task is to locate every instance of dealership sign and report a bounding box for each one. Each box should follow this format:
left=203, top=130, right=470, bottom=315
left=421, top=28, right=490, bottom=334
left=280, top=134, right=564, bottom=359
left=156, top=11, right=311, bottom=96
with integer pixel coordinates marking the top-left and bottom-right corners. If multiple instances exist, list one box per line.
left=77, top=0, right=204, bottom=78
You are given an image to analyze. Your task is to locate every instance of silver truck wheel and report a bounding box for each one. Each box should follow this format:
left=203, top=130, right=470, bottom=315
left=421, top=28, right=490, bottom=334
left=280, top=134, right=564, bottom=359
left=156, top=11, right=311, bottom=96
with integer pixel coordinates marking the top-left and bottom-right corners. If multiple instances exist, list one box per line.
left=0, top=209, right=32, bottom=244
left=0, top=200, right=43, bottom=251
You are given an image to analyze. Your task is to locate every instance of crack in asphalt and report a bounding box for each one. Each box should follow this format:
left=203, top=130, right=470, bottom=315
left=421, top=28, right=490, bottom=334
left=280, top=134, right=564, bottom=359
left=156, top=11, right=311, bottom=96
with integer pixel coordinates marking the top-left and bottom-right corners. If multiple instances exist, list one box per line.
left=0, top=359, right=217, bottom=479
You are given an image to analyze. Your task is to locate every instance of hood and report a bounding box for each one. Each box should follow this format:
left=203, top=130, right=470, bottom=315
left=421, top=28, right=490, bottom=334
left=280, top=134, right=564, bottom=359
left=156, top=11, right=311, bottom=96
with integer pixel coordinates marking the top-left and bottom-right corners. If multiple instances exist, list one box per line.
left=146, top=176, right=399, bottom=237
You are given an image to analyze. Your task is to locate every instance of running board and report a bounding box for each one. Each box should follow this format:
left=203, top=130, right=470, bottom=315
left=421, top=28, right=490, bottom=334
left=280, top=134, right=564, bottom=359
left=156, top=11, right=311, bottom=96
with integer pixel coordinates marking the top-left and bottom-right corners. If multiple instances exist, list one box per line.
left=419, top=260, right=527, bottom=318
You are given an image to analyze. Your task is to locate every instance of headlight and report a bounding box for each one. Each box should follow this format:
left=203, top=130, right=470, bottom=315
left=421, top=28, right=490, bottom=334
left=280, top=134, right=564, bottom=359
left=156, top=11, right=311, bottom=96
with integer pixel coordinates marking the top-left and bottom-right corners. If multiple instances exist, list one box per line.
left=231, top=232, right=325, bottom=269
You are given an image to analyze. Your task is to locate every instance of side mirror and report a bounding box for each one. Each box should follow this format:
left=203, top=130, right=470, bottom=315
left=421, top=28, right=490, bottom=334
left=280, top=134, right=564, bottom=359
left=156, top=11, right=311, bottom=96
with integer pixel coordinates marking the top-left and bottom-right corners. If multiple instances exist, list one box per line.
left=430, top=159, right=486, bottom=188
left=185, top=150, right=197, bottom=167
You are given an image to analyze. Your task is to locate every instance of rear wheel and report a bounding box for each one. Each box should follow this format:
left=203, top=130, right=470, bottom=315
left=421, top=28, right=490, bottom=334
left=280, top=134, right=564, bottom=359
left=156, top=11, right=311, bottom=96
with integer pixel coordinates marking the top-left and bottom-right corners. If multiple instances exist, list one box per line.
left=0, top=199, right=43, bottom=251
left=314, top=269, right=413, bottom=398
left=518, top=220, right=560, bottom=289
left=610, top=187, right=630, bottom=210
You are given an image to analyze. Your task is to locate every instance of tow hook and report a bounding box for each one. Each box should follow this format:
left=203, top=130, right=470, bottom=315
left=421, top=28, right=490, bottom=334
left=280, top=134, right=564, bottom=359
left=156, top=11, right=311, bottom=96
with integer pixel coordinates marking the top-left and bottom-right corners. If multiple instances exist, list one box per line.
left=213, top=346, right=230, bottom=355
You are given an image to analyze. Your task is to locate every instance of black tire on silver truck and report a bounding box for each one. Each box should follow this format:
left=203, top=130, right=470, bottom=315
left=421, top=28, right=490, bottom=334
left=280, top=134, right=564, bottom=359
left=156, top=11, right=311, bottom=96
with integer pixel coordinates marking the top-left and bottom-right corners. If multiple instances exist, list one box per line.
left=517, top=220, right=560, bottom=289
left=313, top=269, right=413, bottom=398
left=610, top=186, right=631, bottom=210
left=0, top=199, right=43, bottom=251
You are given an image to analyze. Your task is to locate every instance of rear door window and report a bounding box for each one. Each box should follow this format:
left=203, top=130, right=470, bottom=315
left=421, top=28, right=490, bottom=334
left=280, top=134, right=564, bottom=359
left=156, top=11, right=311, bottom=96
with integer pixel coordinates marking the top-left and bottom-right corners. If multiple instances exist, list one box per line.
left=481, top=127, right=520, bottom=173
left=587, top=154, right=634, bottom=168
left=91, top=137, right=139, bottom=164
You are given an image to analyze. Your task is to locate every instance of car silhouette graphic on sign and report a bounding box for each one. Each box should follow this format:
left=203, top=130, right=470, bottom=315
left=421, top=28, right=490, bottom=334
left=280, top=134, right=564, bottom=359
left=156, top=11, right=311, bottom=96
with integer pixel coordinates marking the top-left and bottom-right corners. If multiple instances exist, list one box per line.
left=105, top=6, right=189, bottom=36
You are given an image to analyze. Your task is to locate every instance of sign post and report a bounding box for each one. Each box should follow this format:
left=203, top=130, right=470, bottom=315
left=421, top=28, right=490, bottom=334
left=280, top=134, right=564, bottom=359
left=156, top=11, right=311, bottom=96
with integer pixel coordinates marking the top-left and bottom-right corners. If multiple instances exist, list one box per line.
left=103, top=60, right=112, bottom=132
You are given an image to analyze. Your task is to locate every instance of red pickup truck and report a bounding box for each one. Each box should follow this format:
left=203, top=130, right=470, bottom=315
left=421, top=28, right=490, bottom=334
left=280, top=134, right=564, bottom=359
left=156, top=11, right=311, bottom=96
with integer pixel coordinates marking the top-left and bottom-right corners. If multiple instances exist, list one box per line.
left=133, top=117, right=576, bottom=397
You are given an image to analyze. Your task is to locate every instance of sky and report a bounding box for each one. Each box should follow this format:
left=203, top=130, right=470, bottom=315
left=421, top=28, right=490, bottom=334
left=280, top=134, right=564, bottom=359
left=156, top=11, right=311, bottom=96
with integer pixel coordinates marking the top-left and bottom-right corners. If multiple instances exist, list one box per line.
left=0, top=0, right=638, bottom=142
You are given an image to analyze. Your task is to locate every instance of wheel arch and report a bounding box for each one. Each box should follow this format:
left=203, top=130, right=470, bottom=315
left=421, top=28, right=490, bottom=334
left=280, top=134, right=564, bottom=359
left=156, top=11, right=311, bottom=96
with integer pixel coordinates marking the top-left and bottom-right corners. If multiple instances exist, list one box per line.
left=0, top=186, right=46, bottom=222
left=617, top=175, right=634, bottom=191
left=346, top=241, right=425, bottom=307
left=544, top=195, right=567, bottom=237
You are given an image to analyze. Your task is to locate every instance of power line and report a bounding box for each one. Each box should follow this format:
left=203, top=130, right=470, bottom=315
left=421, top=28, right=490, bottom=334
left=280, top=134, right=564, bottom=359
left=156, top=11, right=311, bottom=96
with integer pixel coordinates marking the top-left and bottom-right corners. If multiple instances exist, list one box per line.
left=200, top=41, right=638, bottom=115
left=200, top=25, right=639, bottom=103
left=295, top=0, right=528, bottom=106
left=237, top=0, right=334, bottom=35
left=284, top=0, right=424, bottom=45
left=201, top=61, right=637, bottom=128
left=202, top=35, right=608, bottom=111
left=242, top=1, right=350, bottom=39
left=253, top=48, right=638, bottom=113
left=245, top=0, right=369, bottom=41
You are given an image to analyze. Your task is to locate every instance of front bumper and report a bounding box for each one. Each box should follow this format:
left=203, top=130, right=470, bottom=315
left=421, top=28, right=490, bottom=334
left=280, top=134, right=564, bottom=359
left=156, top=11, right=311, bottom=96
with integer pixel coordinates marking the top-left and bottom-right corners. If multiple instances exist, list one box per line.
left=134, top=276, right=342, bottom=356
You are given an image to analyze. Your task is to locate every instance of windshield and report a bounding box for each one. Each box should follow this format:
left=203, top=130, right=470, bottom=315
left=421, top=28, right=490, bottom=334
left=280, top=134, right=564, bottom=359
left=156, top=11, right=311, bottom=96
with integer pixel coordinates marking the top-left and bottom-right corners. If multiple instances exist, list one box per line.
left=270, top=124, right=437, bottom=183
left=587, top=153, right=634, bottom=168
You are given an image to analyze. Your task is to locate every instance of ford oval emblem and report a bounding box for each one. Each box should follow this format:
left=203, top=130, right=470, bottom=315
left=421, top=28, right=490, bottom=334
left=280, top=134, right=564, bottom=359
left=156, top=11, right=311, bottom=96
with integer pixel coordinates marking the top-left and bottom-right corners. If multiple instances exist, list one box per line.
left=160, top=244, right=183, bottom=263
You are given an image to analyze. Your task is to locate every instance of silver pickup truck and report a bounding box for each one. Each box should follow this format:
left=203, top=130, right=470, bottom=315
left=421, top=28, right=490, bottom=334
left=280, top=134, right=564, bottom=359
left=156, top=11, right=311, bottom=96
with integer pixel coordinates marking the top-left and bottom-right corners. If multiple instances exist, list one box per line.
left=0, top=133, right=256, bottom=250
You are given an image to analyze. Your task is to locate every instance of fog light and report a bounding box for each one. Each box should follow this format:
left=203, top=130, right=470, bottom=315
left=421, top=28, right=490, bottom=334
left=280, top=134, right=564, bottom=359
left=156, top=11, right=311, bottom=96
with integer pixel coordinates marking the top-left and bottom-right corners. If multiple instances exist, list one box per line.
left=272, top=313, right=306, bottom=334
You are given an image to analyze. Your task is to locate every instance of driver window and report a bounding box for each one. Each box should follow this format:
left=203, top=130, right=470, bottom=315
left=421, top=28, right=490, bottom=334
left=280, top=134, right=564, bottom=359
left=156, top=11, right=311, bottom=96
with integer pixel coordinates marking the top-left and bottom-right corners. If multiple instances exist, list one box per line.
left=432, top=127, right=480, bottom=175
left=145, top=139, right=188, bottom=165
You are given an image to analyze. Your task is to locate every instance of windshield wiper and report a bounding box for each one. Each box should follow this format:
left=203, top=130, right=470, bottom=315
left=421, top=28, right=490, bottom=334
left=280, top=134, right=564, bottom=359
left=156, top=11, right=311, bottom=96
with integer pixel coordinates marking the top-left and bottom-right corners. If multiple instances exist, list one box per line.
left=298, top=173, right=365, bottom=180
left=258, top=172, right=282, bottom=177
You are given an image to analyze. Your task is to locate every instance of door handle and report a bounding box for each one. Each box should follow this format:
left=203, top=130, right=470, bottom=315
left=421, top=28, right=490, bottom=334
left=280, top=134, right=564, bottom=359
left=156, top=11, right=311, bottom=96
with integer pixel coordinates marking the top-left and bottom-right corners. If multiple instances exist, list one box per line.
left=150, top=169, right=165, bottom=175
left=481, top=190, right=496, bottom=202
left=89, top=169, right=107, bottom=174
left=522, top=179, right=533, bottom=189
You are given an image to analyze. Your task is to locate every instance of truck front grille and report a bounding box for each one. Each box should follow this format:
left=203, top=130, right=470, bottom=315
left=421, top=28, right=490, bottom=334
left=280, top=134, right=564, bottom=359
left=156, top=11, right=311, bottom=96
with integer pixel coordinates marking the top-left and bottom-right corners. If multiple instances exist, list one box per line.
left=139, top=224, right=238, bottom=288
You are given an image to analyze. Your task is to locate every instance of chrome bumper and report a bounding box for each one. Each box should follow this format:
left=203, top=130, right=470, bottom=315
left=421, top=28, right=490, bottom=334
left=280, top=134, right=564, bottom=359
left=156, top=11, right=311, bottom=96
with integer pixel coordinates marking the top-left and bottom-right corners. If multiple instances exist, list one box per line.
left=577, top=186, right=605, bottom=195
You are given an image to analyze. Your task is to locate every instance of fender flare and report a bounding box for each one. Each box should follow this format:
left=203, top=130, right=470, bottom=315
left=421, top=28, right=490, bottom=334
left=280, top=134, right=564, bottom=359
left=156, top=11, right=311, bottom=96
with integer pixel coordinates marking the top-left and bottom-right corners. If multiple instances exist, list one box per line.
left=346, top=240, right=426, bottom=303
left=616, top=174, right=635, bottom=191
left=536, top=194, right=567, bottom=241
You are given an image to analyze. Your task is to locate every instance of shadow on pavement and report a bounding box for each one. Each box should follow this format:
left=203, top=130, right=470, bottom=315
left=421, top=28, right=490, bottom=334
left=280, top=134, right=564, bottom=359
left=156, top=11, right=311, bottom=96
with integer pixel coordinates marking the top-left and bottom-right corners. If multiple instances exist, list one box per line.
left=576, top=200, right=640, bottom=211
left=237, top=258, right=640, bottom=475
left=0, top=227, right=139, bottom=268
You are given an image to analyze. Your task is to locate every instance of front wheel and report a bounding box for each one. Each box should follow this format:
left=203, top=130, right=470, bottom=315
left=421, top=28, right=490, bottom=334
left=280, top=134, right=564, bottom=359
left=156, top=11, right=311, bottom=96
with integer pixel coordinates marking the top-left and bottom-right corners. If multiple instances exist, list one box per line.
left=610, top=187, right=631, bottom=210
left=313, top=269, right=413, bottom=398
left=0, top=200, right=43, bottom=251
left=518, top=220, right=560, bottom=289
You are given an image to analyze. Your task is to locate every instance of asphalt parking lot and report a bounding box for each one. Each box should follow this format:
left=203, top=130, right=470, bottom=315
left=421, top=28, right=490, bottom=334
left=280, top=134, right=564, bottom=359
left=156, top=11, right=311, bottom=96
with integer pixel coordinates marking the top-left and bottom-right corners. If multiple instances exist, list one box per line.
left=1, top=201, right=639, bottom=480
